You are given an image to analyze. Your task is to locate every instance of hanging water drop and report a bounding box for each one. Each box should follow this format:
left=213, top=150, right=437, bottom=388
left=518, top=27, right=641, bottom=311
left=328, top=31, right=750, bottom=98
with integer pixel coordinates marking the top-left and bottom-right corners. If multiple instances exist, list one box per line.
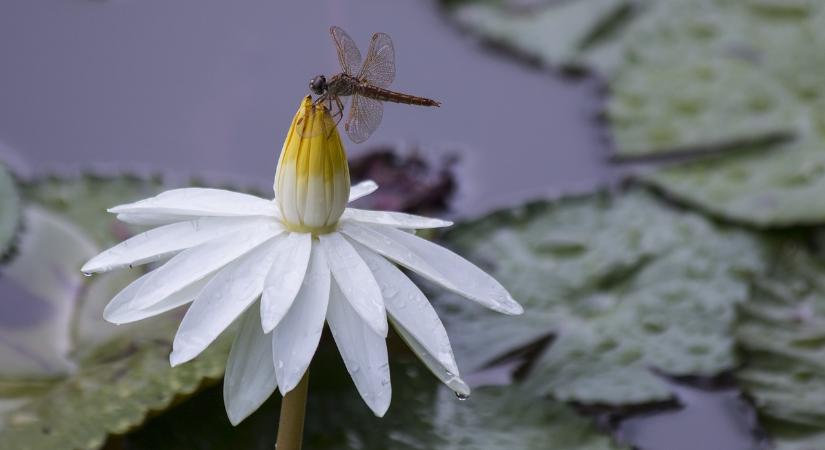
left=455, top=391, right=469, bottom=401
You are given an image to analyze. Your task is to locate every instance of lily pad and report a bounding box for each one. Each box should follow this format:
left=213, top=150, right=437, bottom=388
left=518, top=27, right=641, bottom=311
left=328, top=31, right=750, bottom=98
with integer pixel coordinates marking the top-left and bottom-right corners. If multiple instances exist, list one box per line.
left=0, top=339, right=229, bottom=450
left=642, top=140, right=825, bottom=227
left=736, top=245, right=825, bottom=447
left=0, top=162, right=21, bottom=261
left=448, top=0, right=633, bottom=70
left=608, top=57, right=800, bottom=158
left=22, top=174, right=162, bottom=247
left=438, top=189, right=767, bottom=405
left=0, top=207, right=98, bottom=379
left=123, top=351, right=626, bottom=450
left=0, top=174, right=229, bottom=450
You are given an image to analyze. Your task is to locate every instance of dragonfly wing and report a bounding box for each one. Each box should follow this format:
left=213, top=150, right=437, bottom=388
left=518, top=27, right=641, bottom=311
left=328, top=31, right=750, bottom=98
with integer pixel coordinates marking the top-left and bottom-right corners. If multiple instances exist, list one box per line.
left=358, top=32, right=395, bottom=88
left=330, top=26, right=362, bottom=75
left=345, top=94, right=384, bottom=144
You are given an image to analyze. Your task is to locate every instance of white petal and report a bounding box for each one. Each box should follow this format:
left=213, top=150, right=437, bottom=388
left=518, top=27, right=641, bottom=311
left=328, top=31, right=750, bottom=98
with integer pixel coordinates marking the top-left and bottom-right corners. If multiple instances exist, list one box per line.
left=260, top=232, right=312, bottom=333
left=116, top=212, right=200, bottom=226
left=103, top=272, right=209, bottom=324
left=318, top=233, right=387, bottom=337
left=391, top=316, right=470, bottom=397
left=341, top=222, right=523, bottom=315
left=348, top=180, right=378, bottom=202
left=82, top=217, right=269, bottom=274
left=326, top=282, right=391, bottom=417
left=272, top=246, right=330, bottom=394
left=109, top=188, right=279, bottom=219
left=342, top=208, right=452, bottom=229
left=353, top=245, right=462, bottom=383
left=170, top=237, right=281, bottom=366
left=224, top=307, right=277, bottom=426
left=130, top=224, right=281, bottom=310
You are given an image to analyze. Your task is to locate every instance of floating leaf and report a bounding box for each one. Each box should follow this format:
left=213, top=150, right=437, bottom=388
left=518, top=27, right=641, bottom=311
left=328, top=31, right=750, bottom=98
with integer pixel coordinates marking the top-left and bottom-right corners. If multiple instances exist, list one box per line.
left=438, top=190, right=766, bottom=405
left=736, top=245, right=825, bottom=448
left=449, top=0, right=633, bottom=70
left=0, top=207, right=97, bottom=379
left=0, top=174, right=228, bottom=450
left=0, top=162, right=21, bottom=261
left=608, top=57, right=800, bottom=157
left=22, top=174, right=162, bottom=247
left=642, top=140, right=825, bottom=227
left=123, top=351, right=626, bottom=450
left=0, top=338, right=229, bottom=450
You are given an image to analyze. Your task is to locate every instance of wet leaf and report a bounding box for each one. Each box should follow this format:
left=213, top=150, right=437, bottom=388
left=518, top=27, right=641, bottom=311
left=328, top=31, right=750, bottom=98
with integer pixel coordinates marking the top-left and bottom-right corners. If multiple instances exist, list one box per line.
left=0, top=162, right=21, bottom=261
left=0, top=174, right=228, bottom=450
left=608, top=57, right=800, bottom=158
left=642, top=139, right=825, bottom=227
left=22, top=174, right=162, bottom=247
left=448, top=0, right=633, bottom=70
left=0, top=339, right=229, bottom=450
left=736, top=245, right=825, bottom=447
left=0, top=207, right=97, bottom=379
left=123, top=351, right=626, bottom=450
left=608, top=0, right=825, bottom=158
left=438, top=190, right=767, bottom=405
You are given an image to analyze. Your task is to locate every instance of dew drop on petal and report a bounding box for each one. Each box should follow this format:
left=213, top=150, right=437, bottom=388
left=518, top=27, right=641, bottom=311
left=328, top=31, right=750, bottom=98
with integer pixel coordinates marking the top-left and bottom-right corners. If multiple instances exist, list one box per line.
left=455, top=391, right=469, bottom=401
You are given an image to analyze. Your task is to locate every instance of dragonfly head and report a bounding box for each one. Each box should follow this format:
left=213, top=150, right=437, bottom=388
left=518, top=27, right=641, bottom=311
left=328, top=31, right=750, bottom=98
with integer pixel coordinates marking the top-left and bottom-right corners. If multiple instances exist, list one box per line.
left=309, top=75, right=327, bottom=96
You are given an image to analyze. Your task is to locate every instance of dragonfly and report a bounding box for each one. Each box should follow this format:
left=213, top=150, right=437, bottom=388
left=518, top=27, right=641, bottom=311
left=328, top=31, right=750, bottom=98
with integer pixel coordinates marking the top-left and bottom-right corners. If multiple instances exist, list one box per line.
left=306, top=26, right=441, bottom=144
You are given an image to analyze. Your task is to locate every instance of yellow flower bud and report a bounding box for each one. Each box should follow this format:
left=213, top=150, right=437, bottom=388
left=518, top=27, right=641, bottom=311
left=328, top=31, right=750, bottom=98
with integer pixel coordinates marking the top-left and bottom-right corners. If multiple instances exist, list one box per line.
left=275, top=96, right=350, bottom=234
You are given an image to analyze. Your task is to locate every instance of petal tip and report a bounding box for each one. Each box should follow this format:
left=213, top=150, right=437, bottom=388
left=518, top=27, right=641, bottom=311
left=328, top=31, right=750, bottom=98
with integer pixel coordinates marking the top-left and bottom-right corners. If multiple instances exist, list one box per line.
left=370, top=397, right=391, bottom=417
left=80, top=260, right=101, bottom=274
left=507, top=300, right=524, bottom=315
left=169, top=349, right=192, bottom=367
left=225, top=407, right=244, bottom=427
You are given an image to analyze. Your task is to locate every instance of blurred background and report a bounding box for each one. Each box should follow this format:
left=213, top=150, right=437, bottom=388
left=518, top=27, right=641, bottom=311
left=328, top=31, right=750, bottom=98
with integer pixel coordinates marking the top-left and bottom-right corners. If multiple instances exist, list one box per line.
left=1, top=1, right=824, bottom=449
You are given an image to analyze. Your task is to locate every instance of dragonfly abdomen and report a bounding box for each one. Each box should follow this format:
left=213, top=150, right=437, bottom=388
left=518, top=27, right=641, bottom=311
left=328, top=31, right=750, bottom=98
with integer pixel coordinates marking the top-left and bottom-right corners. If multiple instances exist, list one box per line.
left=355, top=84, right=440, bottom=107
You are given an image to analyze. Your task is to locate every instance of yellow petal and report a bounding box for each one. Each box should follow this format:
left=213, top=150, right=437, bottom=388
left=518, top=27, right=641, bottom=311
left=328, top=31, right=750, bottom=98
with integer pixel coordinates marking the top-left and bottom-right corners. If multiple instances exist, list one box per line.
left=275, top=97, right=350, bottom=234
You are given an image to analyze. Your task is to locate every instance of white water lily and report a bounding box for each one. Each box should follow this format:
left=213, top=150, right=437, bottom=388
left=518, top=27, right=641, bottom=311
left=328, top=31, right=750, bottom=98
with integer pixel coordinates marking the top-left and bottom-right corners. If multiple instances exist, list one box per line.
left=82, top=97, right=522, bottom=425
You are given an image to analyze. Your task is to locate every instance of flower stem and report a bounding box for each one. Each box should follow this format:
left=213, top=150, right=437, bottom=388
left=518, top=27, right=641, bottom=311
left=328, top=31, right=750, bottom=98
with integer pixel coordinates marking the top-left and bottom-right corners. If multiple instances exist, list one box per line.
left=276, top=371, right=309, bottom=450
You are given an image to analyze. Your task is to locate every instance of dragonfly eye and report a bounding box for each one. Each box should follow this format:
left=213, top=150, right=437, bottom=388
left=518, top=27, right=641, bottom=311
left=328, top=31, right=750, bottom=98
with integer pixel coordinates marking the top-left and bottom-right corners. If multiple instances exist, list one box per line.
left=309, top=75, right=327, bottom=95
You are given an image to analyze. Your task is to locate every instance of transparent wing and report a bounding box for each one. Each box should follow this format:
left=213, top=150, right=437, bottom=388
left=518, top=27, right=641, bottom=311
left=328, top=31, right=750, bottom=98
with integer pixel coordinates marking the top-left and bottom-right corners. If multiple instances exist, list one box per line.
left=345, top=94, right=384, bottom=144
left=295, top=99, right=341, bottom=138
left=330, top=26, right=362, bottom=76
left=358, top=32, right=395, bottom=88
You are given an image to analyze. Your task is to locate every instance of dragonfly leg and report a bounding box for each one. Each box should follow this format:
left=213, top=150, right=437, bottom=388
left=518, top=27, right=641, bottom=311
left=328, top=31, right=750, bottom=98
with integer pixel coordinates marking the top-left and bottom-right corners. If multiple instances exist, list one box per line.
left=326, top=97, right=345, bottom=138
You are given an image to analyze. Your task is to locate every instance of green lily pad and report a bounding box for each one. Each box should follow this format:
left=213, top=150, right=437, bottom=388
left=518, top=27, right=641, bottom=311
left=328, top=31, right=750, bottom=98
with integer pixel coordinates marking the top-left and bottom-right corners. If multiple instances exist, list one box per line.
left=0, top=162, right=22, bottom=261
left=448, top=0, right=633, bottom=70
left=0, top=174, right=229, bottom=450
left=0, top=338, right=229, bottom=450
left=608, top=57, right=800, bottom=158
left=22, top=174, right=162, bottom=247
left=0, top=207, right=98, bottom=380
left=438, top=189, right=766, bottom=405
left=735, top=245, right=825, bottom=447
left=122, top=350, right=626, bottom=450
left=642, top=139, right=825, bottom=227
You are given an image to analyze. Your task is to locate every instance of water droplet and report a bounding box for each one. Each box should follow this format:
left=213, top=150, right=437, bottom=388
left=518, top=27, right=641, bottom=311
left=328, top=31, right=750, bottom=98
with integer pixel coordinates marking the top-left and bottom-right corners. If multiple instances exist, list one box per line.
left=455, top=391, right=469, bottom=401
left=82, top=272, right=93, bottom=277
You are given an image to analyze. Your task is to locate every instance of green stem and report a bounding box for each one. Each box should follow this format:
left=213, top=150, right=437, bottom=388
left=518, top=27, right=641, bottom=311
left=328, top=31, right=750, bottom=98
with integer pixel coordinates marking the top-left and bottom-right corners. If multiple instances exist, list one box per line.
left=276, top=371, right=309, bottom=450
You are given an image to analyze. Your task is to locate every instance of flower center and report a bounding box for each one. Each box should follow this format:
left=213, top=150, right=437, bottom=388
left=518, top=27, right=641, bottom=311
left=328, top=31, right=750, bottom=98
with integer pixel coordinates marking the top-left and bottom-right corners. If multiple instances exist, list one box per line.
left=275, top=97, right=350, bottom=234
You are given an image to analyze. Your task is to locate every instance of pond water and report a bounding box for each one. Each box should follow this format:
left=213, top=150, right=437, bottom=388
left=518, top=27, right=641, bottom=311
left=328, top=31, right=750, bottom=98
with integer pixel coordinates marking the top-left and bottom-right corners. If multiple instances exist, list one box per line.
left=0, top=0, right=760, bottom=449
